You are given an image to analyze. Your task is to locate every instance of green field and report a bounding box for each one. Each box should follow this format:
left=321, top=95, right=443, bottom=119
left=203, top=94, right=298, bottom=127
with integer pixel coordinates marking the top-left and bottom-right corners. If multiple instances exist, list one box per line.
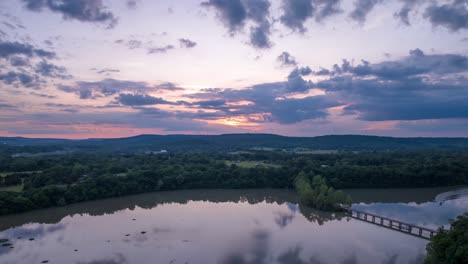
left=0, top=184, right=23, bottom=193
left=292, top=149, right=338, bottom=154
left=225, top=160, right=282, bottom=169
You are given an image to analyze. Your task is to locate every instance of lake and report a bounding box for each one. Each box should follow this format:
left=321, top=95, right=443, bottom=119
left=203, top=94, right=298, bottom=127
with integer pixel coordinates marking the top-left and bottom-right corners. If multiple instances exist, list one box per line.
left=0, top=187, right=467, bottom=264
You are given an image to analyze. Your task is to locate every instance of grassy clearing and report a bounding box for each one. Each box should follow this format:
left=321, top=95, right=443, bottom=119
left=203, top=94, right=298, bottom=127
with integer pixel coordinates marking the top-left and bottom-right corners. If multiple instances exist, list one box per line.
left=250, top=147, right=281, bottom=152
left=0, top=184, right=23, bottom=193
left=292, top=150, right=338, bottom=154
left=225, top=160, right=282, bottom=169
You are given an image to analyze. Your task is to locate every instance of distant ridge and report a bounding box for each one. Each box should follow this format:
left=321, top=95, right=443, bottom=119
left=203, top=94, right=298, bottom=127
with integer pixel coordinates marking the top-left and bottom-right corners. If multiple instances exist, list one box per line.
left=1, top=134, right=468, bottom=152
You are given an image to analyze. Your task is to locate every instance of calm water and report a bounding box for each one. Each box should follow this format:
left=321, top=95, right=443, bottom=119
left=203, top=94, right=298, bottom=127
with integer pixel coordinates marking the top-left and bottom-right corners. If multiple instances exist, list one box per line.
left=0, top=187, right=467, bottom=264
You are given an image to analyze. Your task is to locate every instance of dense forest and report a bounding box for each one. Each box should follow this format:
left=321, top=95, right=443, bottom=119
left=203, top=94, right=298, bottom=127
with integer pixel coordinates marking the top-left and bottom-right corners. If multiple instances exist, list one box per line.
left=1, top=146, right=468, bottom=215
left=425, top=213, right=468, bottom=263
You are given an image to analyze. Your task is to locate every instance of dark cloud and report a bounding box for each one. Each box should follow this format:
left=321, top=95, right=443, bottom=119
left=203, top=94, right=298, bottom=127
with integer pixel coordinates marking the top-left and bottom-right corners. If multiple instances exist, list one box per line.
left=279, top=0, right=341, bottom=32
left=394, top=0, right=423, bottom=26
left=201, top=0, right=248, bottom=33
left=318, top=49, right=468, bottom=79
left=9, top=56, right=30, bottom=67
left=0, top=71, right=39, bottom=88
left=424, top=0, right=468, bottom=31
left=179, top=38, right=197, bottom=48
left=116, top=93, right=177, bottom=106
left=277, top=52, right=297, bottom=67
left=349, top=0, right=382, bottom=24
left=22, top=0, right=118, bottom=29
left=286, top=68, right=313, bottom=92
left=249, top=23, right=272, bottom=49
left=0, top=41, right=56, bottom=59
left=35, top=61, right=71, bottom=79
left=202, top=0, right=273, bottom=49
left=299, top=66, right=312, bottom=75
left=314, top=49, right=468, bottom=121
left=280, top=0, right=314, bottom=32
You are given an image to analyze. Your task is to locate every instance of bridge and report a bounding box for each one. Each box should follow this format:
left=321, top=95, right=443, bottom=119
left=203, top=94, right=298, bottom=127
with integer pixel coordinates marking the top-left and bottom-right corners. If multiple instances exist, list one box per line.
left=340, top=206, right=439, bottom=240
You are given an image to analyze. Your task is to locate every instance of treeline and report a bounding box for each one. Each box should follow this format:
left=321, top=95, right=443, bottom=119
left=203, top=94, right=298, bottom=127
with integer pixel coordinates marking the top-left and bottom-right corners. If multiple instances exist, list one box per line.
left=0, top=153, right=291, bottom=215
left=0, top=150, right=468, bottom=215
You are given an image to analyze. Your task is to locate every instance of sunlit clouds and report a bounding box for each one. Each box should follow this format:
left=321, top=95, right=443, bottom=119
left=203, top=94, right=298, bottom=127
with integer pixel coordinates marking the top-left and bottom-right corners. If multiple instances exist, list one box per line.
left=0, top=0, right=467, bottom=138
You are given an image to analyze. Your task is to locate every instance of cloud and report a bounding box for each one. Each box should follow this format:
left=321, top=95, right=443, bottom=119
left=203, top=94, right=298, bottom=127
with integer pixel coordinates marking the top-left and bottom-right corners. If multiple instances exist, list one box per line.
left=91, top=68, right=120, bottom=75
left=314, top=0, right=342, bottom=22
left=317, top=49, right=468, bottom=79
left=349, top=0, right=382, bottom=24
left=179, top=38, right=197, bottom=48
left=424, top=0, right=468, bottom=31
left=188, top=68, right=337, bottom=124
left=279, top=0, right=341, bottom=32
left=9, top=56, right=30, bottom=67
left=0, top=40, right=68, bottom=89
left=314, top=49, right=468, bottom=121
left=0, top=41, right=56, bottom=59
left=277, top=52, right=298, bottom=67
left=155, top=82, right=185, bottom=91
left=127, top=0, right=139, bottom=9
left=115, top=38, right=193, bottom=54
left=286, top=68, right=313, bottom=92
left=249, top=23, right=272, bottom=49
left=280, top=0, right=314, bottom=32
left=0, top=71, right=39, bottom=88
left=35, top=61, right=71, bottom=79
left=116, top=93, right=178, bottom=106
left=201, top=0, right=248, bottom=33
left=21, top=0, right=118, bottom=29
left=299, top=66, right=312, bottom=75
left=57, top=79, right=179, bottom=99
left=394, top=0, right=423, bottom=26
left=30, top=92, right=57, bottom=99
left=147, top=45, right=175, bottom=54
left=202, top=0, right=273, bottom=49
left=0, top=102, right=17, bottom=109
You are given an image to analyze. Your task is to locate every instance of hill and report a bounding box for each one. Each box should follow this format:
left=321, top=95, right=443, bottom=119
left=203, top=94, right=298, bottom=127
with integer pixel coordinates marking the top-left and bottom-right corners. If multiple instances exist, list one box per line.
left=1, top=134, right=468, bottom=153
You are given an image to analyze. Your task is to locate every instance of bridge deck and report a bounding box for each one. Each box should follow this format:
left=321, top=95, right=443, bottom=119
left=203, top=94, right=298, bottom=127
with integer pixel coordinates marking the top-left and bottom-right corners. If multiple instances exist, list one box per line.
left=341, top=206, right=438, bottom=240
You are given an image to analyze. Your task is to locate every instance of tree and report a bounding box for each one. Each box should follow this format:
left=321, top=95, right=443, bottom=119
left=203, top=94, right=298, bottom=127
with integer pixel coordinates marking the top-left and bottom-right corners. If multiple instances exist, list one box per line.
left=425, top=213, right=468, bottom=264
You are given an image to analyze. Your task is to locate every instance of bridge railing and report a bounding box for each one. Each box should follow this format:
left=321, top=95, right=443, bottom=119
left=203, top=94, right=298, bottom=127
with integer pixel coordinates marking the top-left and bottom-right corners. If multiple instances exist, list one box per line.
left=339, top=205, right=439, bottom=240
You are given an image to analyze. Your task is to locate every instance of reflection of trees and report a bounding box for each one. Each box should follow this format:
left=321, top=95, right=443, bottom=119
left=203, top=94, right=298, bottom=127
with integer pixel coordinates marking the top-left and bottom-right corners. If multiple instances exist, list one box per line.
left=298, top=204, right=346, bottom=225
left=0, top=189, right=298, bottom=231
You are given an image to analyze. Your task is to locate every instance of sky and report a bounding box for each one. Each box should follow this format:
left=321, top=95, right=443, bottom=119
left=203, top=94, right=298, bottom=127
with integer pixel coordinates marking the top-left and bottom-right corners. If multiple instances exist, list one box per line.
left=0, top=0, right=467, bottom=139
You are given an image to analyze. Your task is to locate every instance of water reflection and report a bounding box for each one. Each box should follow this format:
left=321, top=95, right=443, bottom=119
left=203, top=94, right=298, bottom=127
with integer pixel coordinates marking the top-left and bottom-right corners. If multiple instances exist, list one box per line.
left=0, top=188, right=465, bottom=264
left=352, top=189, right=468, bottom=229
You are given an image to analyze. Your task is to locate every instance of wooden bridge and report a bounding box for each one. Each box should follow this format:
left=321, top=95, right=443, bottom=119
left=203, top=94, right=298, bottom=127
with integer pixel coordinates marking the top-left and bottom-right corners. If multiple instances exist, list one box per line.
left=340, top=206, right=439, bottom=240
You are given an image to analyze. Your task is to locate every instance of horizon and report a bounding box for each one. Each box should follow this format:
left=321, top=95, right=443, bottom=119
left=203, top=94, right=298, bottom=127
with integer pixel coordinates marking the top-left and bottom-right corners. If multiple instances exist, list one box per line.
left=2, top=132, right=468, bottom=141
left=1, top=0, right=468, bottom=138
